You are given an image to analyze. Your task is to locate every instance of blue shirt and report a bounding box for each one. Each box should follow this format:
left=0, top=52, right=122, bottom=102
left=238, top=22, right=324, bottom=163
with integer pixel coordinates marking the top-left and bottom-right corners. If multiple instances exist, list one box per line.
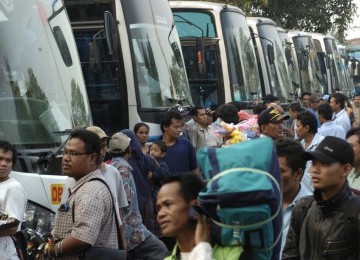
left=281, top=184, right=312, bottom=255
left=317, top=121, right=346, bottom=139
left=308, top=108, right=320, bottom=128
left=109, top=157, right=151, bottom=250
left=163, top=138, right=197, bottom=174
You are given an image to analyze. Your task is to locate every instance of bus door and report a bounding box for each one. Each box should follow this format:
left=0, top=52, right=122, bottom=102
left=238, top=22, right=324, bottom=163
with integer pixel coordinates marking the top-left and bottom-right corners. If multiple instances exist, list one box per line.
left=65, top=2, right=128, bottom=135
left=180, top=37, right=222, bottom=108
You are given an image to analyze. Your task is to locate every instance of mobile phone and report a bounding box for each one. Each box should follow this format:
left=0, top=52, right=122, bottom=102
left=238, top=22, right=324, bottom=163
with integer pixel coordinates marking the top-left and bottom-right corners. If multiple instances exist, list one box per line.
left=189, top=206, right=197, bottom=222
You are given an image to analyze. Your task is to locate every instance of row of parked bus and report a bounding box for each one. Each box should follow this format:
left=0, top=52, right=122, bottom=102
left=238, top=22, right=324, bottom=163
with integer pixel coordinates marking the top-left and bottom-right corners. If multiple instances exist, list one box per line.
left=170, top=1, right=354, bottom=109
left=0, top=0, right=354, bottom=242
left=344, top=38, right=360, bottom=93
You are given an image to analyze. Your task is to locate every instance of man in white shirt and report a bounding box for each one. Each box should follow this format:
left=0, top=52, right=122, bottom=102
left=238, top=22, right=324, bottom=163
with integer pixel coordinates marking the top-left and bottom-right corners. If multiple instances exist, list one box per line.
left=258, top=107, right=289, bottom=140
left=317, top=103, right=346, bottom=139
left=330, top=93, right=351, bottom=133
left=0, top=141, right=27, bottom=260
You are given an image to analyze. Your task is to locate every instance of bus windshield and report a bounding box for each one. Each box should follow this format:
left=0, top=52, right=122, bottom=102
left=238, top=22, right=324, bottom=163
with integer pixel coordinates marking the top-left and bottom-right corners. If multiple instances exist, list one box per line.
left=258, top=24, right=293, bottom=102
left=324, top=38, right=347, bottom=93
left=0, top=0, right=91, bottom=150
left=293, top=35, right=324, bottom=94
left=221, top=11, right=261, bottom=101
left=278, top=31, right=300, bottom=93
left=123, top=0, right=192, bottom=108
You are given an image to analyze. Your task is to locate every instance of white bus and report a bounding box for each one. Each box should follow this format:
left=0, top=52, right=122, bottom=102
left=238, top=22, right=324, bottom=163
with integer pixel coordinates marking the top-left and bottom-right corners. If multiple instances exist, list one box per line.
left=277, top=27, right=301, bottom=96
left=247, top=17, right=295, bottom=103
left=1, top=0, right=92, bottom=240
left=63, top=0, right=193, bottom=140
left=169, top=1, right=262, bottom=109
left=345, top=42, right=360, bottom=93
left=286, top=30, right=325, bottom=95
left=311, top=33, right=354, bottom=95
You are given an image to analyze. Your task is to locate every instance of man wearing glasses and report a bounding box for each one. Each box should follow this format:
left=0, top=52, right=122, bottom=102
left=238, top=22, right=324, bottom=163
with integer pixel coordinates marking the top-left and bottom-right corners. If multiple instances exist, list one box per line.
left=49, top=129, right=121, bottom=258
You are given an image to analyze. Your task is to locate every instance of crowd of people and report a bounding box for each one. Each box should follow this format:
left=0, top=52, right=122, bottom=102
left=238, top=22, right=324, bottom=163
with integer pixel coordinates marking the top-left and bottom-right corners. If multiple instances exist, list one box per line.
left=1, top=91, right=360, bottom=259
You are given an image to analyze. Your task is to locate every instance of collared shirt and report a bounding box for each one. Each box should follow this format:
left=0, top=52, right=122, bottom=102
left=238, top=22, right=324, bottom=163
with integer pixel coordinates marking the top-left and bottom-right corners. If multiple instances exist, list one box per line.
left=333, top=109, right=351, bottom=133
left=53, top=170, right=118, bottom=259
left=301, top=133, right=325, bottom=192
left=109, top=157, right=151, bottom=250
left=317, top=121, right=346, bottom=139
left=188, top=122, right=221, bottom=149
left=61, top=164, right=128, bottom=225
left=347, top=168, right=360, bottom=191
left=281, top=184, right=312, bottom=255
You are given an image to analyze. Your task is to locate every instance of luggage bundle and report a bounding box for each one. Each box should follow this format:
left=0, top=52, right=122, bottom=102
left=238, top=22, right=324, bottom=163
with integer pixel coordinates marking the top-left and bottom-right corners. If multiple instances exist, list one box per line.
left=197, top=138, right=282, bottom=260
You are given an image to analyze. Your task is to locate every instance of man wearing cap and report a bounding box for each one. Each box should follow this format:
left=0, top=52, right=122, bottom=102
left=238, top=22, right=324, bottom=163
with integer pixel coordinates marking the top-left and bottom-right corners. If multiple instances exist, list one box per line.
left=330, top=93, right=351, bottom=133
left=257, top=107, right=289, bottom=140
left=320, top=94, right=330, bottom=104
left=60, top=126, right=128, bottom=248
left=283, top=136, right=360, bottom=259
left=108, top=132, right=168, bottom=259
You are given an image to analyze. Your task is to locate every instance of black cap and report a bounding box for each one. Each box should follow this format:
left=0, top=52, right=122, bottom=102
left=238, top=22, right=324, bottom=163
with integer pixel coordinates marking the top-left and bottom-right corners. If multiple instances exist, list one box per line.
left=167, top=105, right=192, bottom=117
left=303, top=136, right=354, bottom=166
left=258, top=107, right=289, bottom=127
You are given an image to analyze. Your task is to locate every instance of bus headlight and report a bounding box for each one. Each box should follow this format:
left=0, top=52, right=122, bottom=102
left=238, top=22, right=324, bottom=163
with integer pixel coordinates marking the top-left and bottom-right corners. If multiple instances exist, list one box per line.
left=23, top=201, right=55, bottom=240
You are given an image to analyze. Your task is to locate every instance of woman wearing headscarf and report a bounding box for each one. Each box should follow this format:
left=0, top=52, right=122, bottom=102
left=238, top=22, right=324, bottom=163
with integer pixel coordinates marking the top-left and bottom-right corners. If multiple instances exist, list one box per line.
left=121, top=129, right=160, bottom=235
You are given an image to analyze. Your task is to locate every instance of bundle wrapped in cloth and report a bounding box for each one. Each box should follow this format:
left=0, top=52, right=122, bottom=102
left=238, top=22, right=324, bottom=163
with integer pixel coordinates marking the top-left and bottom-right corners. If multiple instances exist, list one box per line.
left=0, top=213, right=18, bottom=231
left=214, top=110, right=259, bottom=146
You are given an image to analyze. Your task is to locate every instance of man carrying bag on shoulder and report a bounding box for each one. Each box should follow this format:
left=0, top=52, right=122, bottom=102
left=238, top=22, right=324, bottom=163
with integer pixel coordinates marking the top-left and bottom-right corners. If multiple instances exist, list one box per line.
left=44, top=129, right=125, bottom=259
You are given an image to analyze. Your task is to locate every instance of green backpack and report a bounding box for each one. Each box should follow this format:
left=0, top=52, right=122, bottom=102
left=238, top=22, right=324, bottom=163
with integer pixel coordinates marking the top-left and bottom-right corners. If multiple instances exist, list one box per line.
left=197, top=138, right=282, bottom=260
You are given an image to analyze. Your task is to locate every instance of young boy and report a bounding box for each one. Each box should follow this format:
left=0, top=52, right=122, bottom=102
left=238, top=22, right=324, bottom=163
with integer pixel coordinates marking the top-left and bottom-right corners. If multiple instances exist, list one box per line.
left=149, top=140, right=170, bottom=195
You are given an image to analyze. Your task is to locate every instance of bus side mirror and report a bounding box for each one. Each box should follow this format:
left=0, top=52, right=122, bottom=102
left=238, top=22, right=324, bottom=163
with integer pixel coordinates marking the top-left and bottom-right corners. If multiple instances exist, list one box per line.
left=267, top=44, right=274, bottom=64
left=104, top=11, right=118, bottom=55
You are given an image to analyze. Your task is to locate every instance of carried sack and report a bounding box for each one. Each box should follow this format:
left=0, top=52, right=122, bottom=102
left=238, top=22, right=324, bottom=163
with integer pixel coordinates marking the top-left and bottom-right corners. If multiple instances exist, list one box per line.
left=197, top=138, right=282, bottom=260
